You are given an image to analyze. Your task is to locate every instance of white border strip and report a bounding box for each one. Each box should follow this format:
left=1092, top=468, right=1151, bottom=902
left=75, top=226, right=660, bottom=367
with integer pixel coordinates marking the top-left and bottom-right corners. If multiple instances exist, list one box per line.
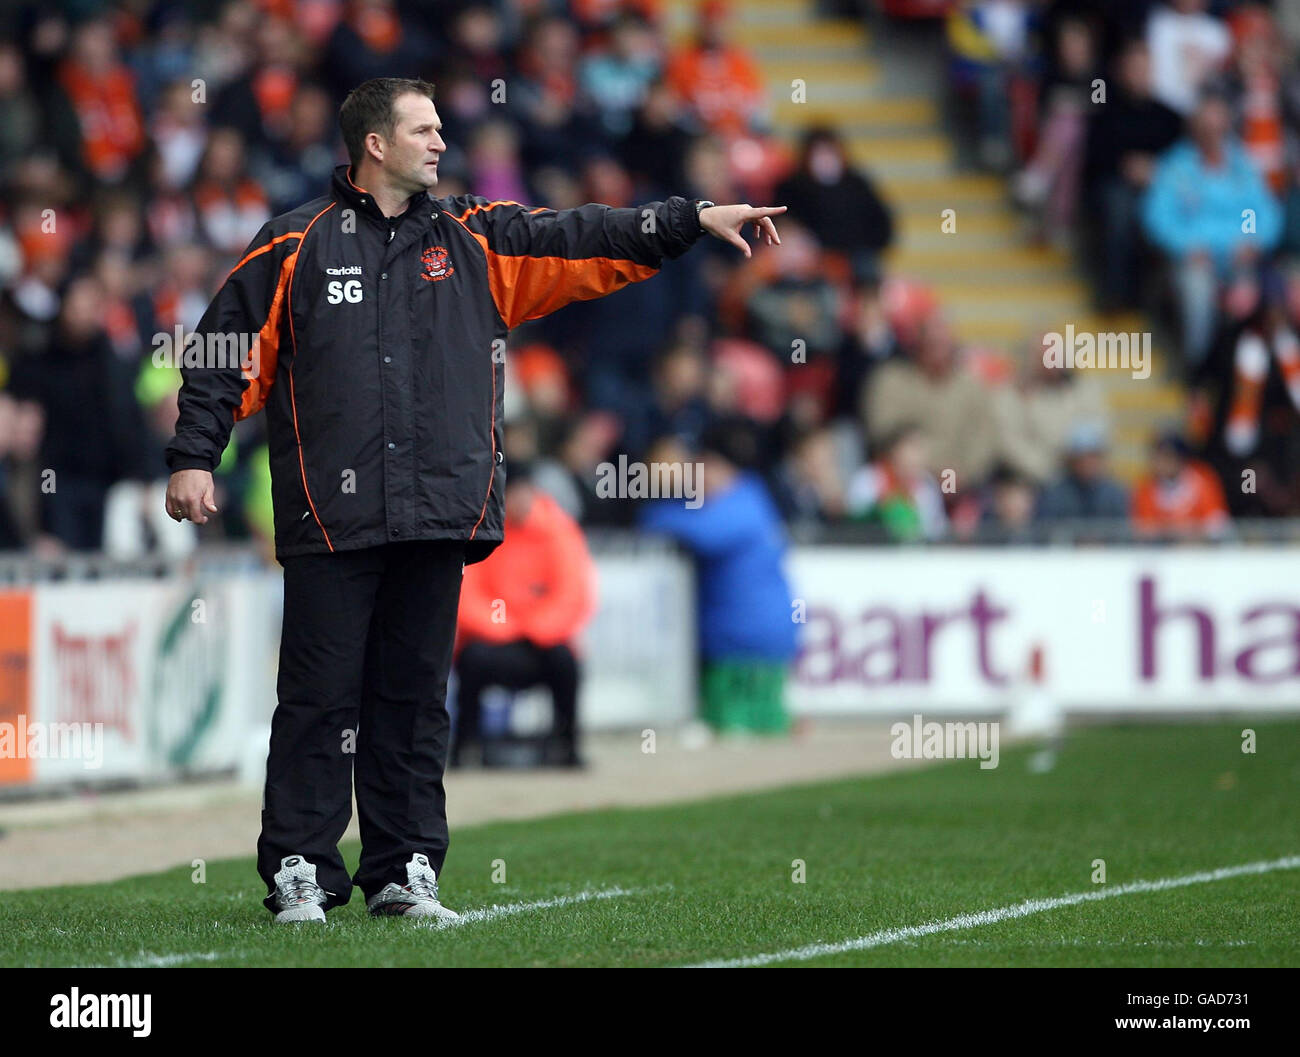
left=688, top=854, right=1300, bottom=968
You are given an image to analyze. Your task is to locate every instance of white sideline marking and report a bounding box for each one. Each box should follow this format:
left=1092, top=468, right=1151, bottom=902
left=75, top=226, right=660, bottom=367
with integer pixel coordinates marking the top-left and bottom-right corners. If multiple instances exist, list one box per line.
left=688, top=854, right=1300, bottom=968
left=426, top=885, right=647, bottom=929
left=95, top=951, right=226, bottom=968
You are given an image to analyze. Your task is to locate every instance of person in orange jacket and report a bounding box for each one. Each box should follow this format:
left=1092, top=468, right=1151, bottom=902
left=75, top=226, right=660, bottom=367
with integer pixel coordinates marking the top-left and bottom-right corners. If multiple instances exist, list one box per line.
left=452, top=462, right=598, bottom=767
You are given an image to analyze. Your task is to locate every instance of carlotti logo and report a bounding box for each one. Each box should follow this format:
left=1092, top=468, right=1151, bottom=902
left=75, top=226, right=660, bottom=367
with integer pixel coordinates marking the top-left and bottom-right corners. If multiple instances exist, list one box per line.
left=420, top=245, right=454, bottom=282
left=150, top=587, right=225, bottom=769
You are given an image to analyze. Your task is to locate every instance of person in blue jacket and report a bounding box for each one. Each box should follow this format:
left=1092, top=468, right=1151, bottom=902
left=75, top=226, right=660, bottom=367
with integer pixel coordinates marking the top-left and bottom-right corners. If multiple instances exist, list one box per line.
left=1142, top=89, right=1282, bottom=372
left=639, top=424, right=799, bottom=734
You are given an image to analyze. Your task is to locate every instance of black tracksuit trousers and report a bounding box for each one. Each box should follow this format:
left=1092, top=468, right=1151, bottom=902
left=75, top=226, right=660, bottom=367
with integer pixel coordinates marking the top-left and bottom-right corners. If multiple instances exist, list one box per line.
left=257, top=540, right=465, bottom=912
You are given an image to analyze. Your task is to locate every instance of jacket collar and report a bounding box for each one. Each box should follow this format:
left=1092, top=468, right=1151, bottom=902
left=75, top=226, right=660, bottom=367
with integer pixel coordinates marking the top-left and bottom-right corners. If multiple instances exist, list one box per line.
left=330, top=164, right=433, bottom=222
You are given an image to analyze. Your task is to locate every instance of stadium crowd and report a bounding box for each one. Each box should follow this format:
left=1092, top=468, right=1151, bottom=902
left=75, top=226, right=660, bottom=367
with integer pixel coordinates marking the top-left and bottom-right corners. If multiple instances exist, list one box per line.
left=0, top=0, right=1294, bottom=561
left=948, top=0, right=1300, bottom=525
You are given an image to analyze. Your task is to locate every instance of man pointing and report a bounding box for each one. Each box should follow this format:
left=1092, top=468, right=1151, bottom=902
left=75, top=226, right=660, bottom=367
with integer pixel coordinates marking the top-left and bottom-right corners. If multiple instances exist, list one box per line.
left=164, top=77, right=783, bottom=923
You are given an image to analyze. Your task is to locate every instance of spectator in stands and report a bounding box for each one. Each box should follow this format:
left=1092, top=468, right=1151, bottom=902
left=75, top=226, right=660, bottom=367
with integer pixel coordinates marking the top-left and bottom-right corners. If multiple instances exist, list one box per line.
left=509, top=15, right=598, bottom=170
left=191, top=127, right=270, bottom=256
left=453, top=463, right=598, bottom=768
left=322, top=0, right=437, bottom=108
left=55, top=17, right=146, bottom=185
left=743, top=221, right=843, bottom=360
left=775, top=127, right=894, bottom=282
left=640, top=426, right=799, bottom=734
left=467, top=118, right=529, bottom=206
left=773, top=425, right=849, bottom=530
left=150, top=78, right=209, bottom=193
left=1142, top=89, right=1282, bottom=373
left=665, top=0, right=766, bottom=138
left=579, top=12, right=662, bottom=139
left=835, top=278, right=899, bottom=420
left=6, top=275, right=150, bottom=550
left=865, top=312, right=999, bottom=487
left=1132, top=431, right=1231, bottom=539
left=1036, top=421, right=1130, bottom=523
left=628, top=340, right=712, bottom=459
left=1218, top=7, right=1297, bottom=199
left=1013, top=14, right=1100, bottom=240
left=0, top=42, right=41, bottom=188
left=252, top=82, right=340, bottom=215
left=1082, top=37, right=1184, bottom=311
left=622, top=80, right=696, bottom=198
left=846, top=423, right=947, bottom=542
left=1146, top=0, right=1232, bottom=117
left=977, top=462, right=1040, bottom=543
left=992, top=339, right=1108, bottom=485
left=946, top=0, right=1035, bottom=170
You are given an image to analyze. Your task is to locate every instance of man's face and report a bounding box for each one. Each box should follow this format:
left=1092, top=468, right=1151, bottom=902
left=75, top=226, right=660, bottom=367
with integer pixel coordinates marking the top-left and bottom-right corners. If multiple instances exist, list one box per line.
left=376, top=93, right=445, bottom=192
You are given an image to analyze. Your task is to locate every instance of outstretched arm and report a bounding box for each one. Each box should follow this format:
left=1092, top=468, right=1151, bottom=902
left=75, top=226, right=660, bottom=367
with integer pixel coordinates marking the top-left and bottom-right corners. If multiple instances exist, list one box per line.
left=451, top=196, right=786, bottom=328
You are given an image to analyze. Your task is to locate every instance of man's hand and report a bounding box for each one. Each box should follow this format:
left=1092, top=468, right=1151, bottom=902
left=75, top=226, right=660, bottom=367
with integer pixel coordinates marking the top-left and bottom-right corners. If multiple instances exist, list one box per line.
left=165, top=469, right=218, bottom=524
left=699, top=204, right=786, bottom=258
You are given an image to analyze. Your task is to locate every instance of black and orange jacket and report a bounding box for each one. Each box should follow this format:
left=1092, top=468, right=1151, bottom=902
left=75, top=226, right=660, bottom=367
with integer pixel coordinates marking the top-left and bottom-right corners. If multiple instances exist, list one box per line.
left=165, top=164, right=704, bottom=562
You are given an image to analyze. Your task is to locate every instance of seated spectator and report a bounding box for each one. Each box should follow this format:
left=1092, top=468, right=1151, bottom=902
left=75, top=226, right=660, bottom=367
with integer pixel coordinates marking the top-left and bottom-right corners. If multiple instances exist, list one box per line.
left=742, top=221, right=842, bottom=360
left=1132, top=431, right=1231, bottom=539
left=630, top=340, right=712, bottom=458
left=191, top=127, right=270, bottom=257
left=621, top=80, right=696, bottom=198
left=992, top=339, right=1108, bottom=485
left=56, top=17, right=146, bottom=184
left=775, top=127, right=894, bottom=282
left=864, top=311, right=999, bottom=488
left=640, top=426, right=798, bottom=734
left=1082, top=37, right=1184, bottom=311
left=835, top=279, right=899, bottom=420
left=453, top=464, right=598, bottom=768
left=846, top=423, right=947, bottom=542
left=579, top=12, right=662, bottom=139
left=1036, top=422, right=1130, bottom=523
left=1142, top=89, right=1282, bottom=372
left=467, top=118, right=530, bottom=207
left=977, top=462, right=1040, bottom=543
left=773, top=425, right=849, bottom=530
left=251, top=82, right=340, bottom=215
left=664, top=0, right=765, bottom=138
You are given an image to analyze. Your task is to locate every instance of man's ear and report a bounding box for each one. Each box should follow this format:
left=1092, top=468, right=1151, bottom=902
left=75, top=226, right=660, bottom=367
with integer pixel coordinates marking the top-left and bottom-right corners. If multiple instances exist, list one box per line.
left=365, top=131, right=385, bottom=164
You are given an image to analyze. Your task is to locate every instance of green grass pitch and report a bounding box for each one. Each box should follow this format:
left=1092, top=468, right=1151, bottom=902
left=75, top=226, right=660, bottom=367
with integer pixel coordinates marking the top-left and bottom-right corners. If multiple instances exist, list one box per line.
left=2, top=720, right=1297, bottom=967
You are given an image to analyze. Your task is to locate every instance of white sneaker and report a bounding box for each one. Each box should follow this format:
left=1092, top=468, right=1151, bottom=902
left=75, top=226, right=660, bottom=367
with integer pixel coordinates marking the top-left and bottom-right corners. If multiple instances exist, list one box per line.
left=366, top=853, right=459, bottom=922
left=271, top=854, right=327, bottom=923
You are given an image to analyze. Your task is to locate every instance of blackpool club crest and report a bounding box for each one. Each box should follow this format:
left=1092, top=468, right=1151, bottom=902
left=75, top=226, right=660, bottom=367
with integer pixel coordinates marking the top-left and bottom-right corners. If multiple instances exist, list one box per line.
left=420, top=245, right=454, bottom=282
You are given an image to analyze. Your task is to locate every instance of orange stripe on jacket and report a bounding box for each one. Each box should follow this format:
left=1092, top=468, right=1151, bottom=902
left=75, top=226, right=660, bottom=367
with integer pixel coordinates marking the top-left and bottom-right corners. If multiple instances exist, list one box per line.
left=454, top=222, right=657, bottom=330
left=236, top=249, right=297, bottom=420
left=226, top=230, right=304, bottom=281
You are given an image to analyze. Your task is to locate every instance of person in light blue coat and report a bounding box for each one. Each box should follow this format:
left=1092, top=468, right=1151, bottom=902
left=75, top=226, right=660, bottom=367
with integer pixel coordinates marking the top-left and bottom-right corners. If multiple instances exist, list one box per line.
left=1142, top=90, right=1282, bottom=370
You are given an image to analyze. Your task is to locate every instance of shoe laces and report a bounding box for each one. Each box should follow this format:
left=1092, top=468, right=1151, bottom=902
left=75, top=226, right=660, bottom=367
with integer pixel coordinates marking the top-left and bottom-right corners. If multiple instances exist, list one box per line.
left=405, top=874, right=439, bottom=903
left=282, top=877, right=323, bottom=906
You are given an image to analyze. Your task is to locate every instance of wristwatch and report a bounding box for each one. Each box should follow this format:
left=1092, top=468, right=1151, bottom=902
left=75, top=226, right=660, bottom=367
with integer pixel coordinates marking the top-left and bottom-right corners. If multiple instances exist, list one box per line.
left=694, top=199, right=715, bottom=233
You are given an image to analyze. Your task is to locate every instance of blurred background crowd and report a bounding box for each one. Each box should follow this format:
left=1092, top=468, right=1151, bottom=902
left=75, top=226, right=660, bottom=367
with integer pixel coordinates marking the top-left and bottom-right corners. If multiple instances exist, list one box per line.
left=2, top=0, right=1300, bottom=560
